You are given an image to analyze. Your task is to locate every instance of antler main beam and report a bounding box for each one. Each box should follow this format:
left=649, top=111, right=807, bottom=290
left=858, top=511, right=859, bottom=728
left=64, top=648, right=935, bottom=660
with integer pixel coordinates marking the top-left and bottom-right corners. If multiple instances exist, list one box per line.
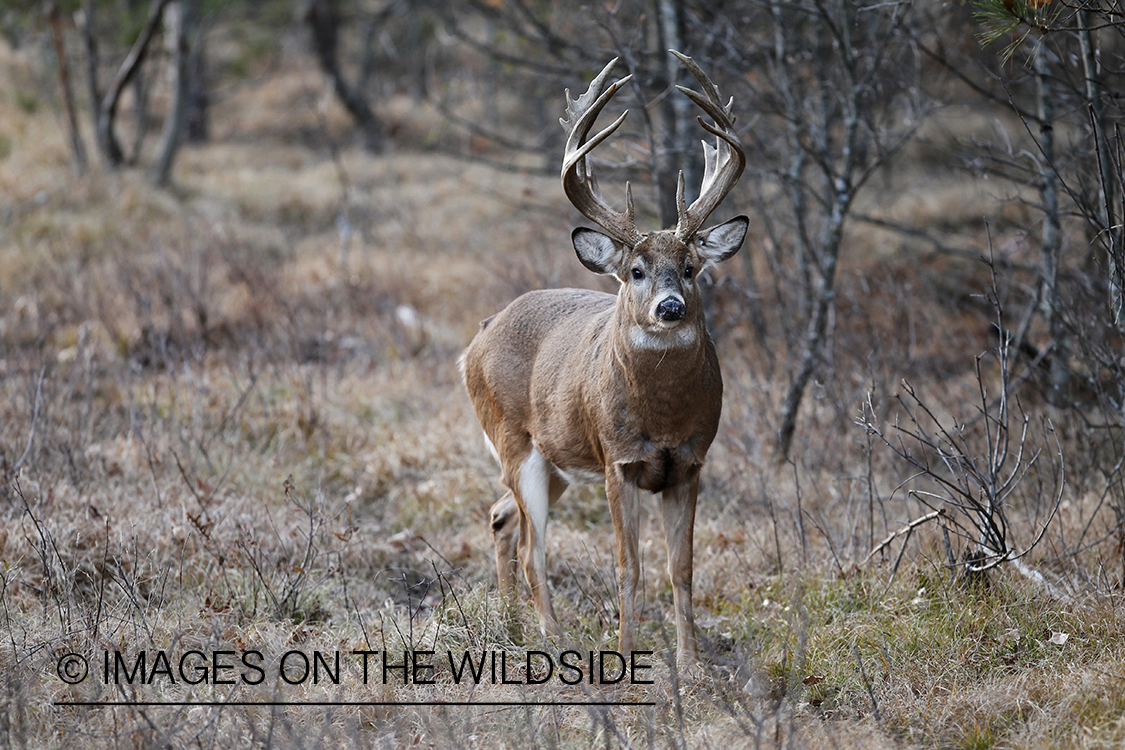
left=560, top=58, right=644, bottom=247
left=670, top=50, right=746, bottom=243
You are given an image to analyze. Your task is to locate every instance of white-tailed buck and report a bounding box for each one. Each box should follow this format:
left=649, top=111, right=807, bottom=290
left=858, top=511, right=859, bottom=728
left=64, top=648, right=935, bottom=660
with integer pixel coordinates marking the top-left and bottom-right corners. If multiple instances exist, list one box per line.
left=461, top=51, right=746, bottom=665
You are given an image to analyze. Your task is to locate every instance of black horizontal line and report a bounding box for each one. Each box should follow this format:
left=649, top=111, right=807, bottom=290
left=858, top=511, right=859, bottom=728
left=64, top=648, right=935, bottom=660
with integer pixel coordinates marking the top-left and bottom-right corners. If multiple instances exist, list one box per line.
left=55, top=701, right=655, bottom=708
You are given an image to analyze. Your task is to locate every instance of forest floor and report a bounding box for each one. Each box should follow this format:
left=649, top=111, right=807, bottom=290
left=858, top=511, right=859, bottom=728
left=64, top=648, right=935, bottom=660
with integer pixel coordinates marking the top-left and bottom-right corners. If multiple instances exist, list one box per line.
left=1, top=35, right=1124, bottom=750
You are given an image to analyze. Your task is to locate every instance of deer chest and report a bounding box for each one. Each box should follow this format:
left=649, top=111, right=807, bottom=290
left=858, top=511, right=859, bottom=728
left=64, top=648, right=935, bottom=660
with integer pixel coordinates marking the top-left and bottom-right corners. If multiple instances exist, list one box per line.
left=621, top=439, right=705, bottom=494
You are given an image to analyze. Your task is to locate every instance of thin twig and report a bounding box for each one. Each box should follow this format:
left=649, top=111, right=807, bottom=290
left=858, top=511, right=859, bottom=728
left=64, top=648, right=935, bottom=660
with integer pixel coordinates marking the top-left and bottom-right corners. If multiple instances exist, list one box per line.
left=853, top=646, right=883, bottom=724
left=863, top=509, right=945, bottom=565
left=11, top=367, right=46, bottom=475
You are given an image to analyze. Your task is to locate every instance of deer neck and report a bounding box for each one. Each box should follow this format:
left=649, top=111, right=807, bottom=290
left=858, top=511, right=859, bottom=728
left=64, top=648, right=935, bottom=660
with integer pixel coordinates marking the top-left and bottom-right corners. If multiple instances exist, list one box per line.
left=608, top=298, right=710, bottom=383
left=597, top=296, right=721, bottom=459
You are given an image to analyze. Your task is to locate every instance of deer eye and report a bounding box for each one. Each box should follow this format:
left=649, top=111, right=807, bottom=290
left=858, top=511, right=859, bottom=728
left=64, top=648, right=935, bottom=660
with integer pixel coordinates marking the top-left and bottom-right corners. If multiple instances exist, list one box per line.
left=684, top=265, right=694, bottom=279
left=631, top=268, right=644, bottom=280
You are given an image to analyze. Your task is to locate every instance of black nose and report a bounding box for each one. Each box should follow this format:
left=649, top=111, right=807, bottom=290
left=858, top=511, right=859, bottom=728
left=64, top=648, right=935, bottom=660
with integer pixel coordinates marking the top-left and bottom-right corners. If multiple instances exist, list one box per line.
left=656, top=297, right=686, bottom=321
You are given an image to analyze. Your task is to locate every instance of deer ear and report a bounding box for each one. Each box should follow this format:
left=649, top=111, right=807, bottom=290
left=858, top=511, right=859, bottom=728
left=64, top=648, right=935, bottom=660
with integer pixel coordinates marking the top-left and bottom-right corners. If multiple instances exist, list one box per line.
left=696, top=215, right=749, bottom=265
left=573, top=228, right=627, bottom=275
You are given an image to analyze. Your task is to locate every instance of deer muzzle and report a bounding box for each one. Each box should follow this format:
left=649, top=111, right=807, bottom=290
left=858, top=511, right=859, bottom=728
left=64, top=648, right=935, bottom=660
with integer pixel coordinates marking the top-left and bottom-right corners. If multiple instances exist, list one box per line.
left=655, top=296, right=687, bottom=323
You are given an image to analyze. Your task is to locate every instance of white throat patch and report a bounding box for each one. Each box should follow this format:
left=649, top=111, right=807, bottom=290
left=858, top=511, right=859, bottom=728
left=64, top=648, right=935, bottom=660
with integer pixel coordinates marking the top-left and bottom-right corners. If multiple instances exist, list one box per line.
left=630, top=325, right=698, bottom=350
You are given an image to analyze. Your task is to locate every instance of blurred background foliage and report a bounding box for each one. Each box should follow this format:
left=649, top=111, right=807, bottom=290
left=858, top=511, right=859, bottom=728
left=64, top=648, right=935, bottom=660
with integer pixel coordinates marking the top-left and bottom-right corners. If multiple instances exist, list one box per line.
left=7, top=0, right=1125, bottom=567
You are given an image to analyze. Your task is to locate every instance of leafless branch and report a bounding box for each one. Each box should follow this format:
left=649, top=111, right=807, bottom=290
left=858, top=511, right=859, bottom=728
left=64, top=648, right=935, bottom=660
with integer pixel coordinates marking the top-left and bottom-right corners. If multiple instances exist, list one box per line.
left=11, top=367, right=45, bottom=475
left=864, top=508, right=945, bottom=564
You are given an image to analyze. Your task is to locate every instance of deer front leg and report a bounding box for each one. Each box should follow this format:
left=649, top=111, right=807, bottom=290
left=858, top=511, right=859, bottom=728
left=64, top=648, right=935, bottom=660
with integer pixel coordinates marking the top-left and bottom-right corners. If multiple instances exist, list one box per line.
left=490, top=492, right=520, bottom=596
left=607, top=464, right=642, bottom=658
left=661, top=473, right=700, bottom=664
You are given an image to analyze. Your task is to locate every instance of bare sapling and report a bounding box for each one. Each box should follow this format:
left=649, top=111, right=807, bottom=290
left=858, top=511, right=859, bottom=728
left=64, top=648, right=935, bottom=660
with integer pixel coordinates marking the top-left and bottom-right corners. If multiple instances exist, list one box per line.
left=859, top=257, right=1066, bottom=595
left=461, top=51, right=747, bottom=665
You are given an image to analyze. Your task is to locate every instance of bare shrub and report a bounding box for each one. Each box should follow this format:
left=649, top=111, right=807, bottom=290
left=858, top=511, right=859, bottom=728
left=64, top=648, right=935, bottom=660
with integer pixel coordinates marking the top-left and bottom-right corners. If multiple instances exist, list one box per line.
left=860, top=262, right=1065, bottom=592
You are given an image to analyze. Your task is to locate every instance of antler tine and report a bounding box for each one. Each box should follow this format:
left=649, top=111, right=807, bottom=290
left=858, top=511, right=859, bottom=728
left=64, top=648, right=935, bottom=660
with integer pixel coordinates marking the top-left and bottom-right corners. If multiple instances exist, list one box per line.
left=675, top=170, right=687, bottom=224
left=669, top=50, right=746, bottom=242
left=561, top=58, right=644, bottom=247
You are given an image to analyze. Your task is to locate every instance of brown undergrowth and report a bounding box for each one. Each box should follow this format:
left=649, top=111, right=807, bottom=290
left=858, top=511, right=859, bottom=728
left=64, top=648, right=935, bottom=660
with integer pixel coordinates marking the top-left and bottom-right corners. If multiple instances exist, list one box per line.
left=1, top=35, right=1124, bottom=750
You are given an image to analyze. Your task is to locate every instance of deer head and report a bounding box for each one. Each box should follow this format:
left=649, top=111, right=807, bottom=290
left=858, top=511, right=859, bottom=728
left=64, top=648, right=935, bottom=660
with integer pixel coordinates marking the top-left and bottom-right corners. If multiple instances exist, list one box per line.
left=561, top=52, right=748, bottom=348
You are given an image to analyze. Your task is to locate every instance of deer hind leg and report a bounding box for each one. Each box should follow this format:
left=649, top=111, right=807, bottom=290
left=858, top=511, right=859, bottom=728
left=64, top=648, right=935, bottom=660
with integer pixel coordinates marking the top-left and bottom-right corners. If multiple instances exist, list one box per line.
left=661, top=474, right=700, bottom=664
left=513, top=445, right=565, bottom=638
left=490, top=492, right=520, bottom=597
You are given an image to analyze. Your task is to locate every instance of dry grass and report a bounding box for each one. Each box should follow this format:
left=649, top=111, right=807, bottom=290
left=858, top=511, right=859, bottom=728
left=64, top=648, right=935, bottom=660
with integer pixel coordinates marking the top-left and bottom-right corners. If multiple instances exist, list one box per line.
left=1, top=33, right=1124, bottom=750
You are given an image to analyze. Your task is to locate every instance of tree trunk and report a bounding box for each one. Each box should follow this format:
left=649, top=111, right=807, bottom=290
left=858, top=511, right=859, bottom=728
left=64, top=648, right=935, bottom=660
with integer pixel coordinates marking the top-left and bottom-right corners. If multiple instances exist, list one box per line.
left=304, top=0, right=383, bottom=152
left=82, top=0, right=102, bottom=149
left=1078, top=11, right=1122, bottom=337
left=1035, top=40, right=1068, bottom=406
left=184, top=19, right=208, bottom=143
left=154, top=0, right=197, bottom=185
left=47, top=3, right=88, bottom=173
left=657, top=0, right=696, bottom=229
left=96, top=0, right=170, bottom=167
left=776, top=0, right=858, bottom=460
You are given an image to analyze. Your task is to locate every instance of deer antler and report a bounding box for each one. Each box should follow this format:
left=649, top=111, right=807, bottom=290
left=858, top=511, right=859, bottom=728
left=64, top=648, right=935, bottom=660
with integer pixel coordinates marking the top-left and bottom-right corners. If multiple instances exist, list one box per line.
left=560, top=58, right=644, bottom=247
left=670, top=50, right=746, bottom=242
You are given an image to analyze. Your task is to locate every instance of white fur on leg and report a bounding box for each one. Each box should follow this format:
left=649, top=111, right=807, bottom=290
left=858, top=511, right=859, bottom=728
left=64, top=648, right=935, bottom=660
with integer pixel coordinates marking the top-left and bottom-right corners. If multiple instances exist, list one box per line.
left=519, top=444, right=552, bottom=579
